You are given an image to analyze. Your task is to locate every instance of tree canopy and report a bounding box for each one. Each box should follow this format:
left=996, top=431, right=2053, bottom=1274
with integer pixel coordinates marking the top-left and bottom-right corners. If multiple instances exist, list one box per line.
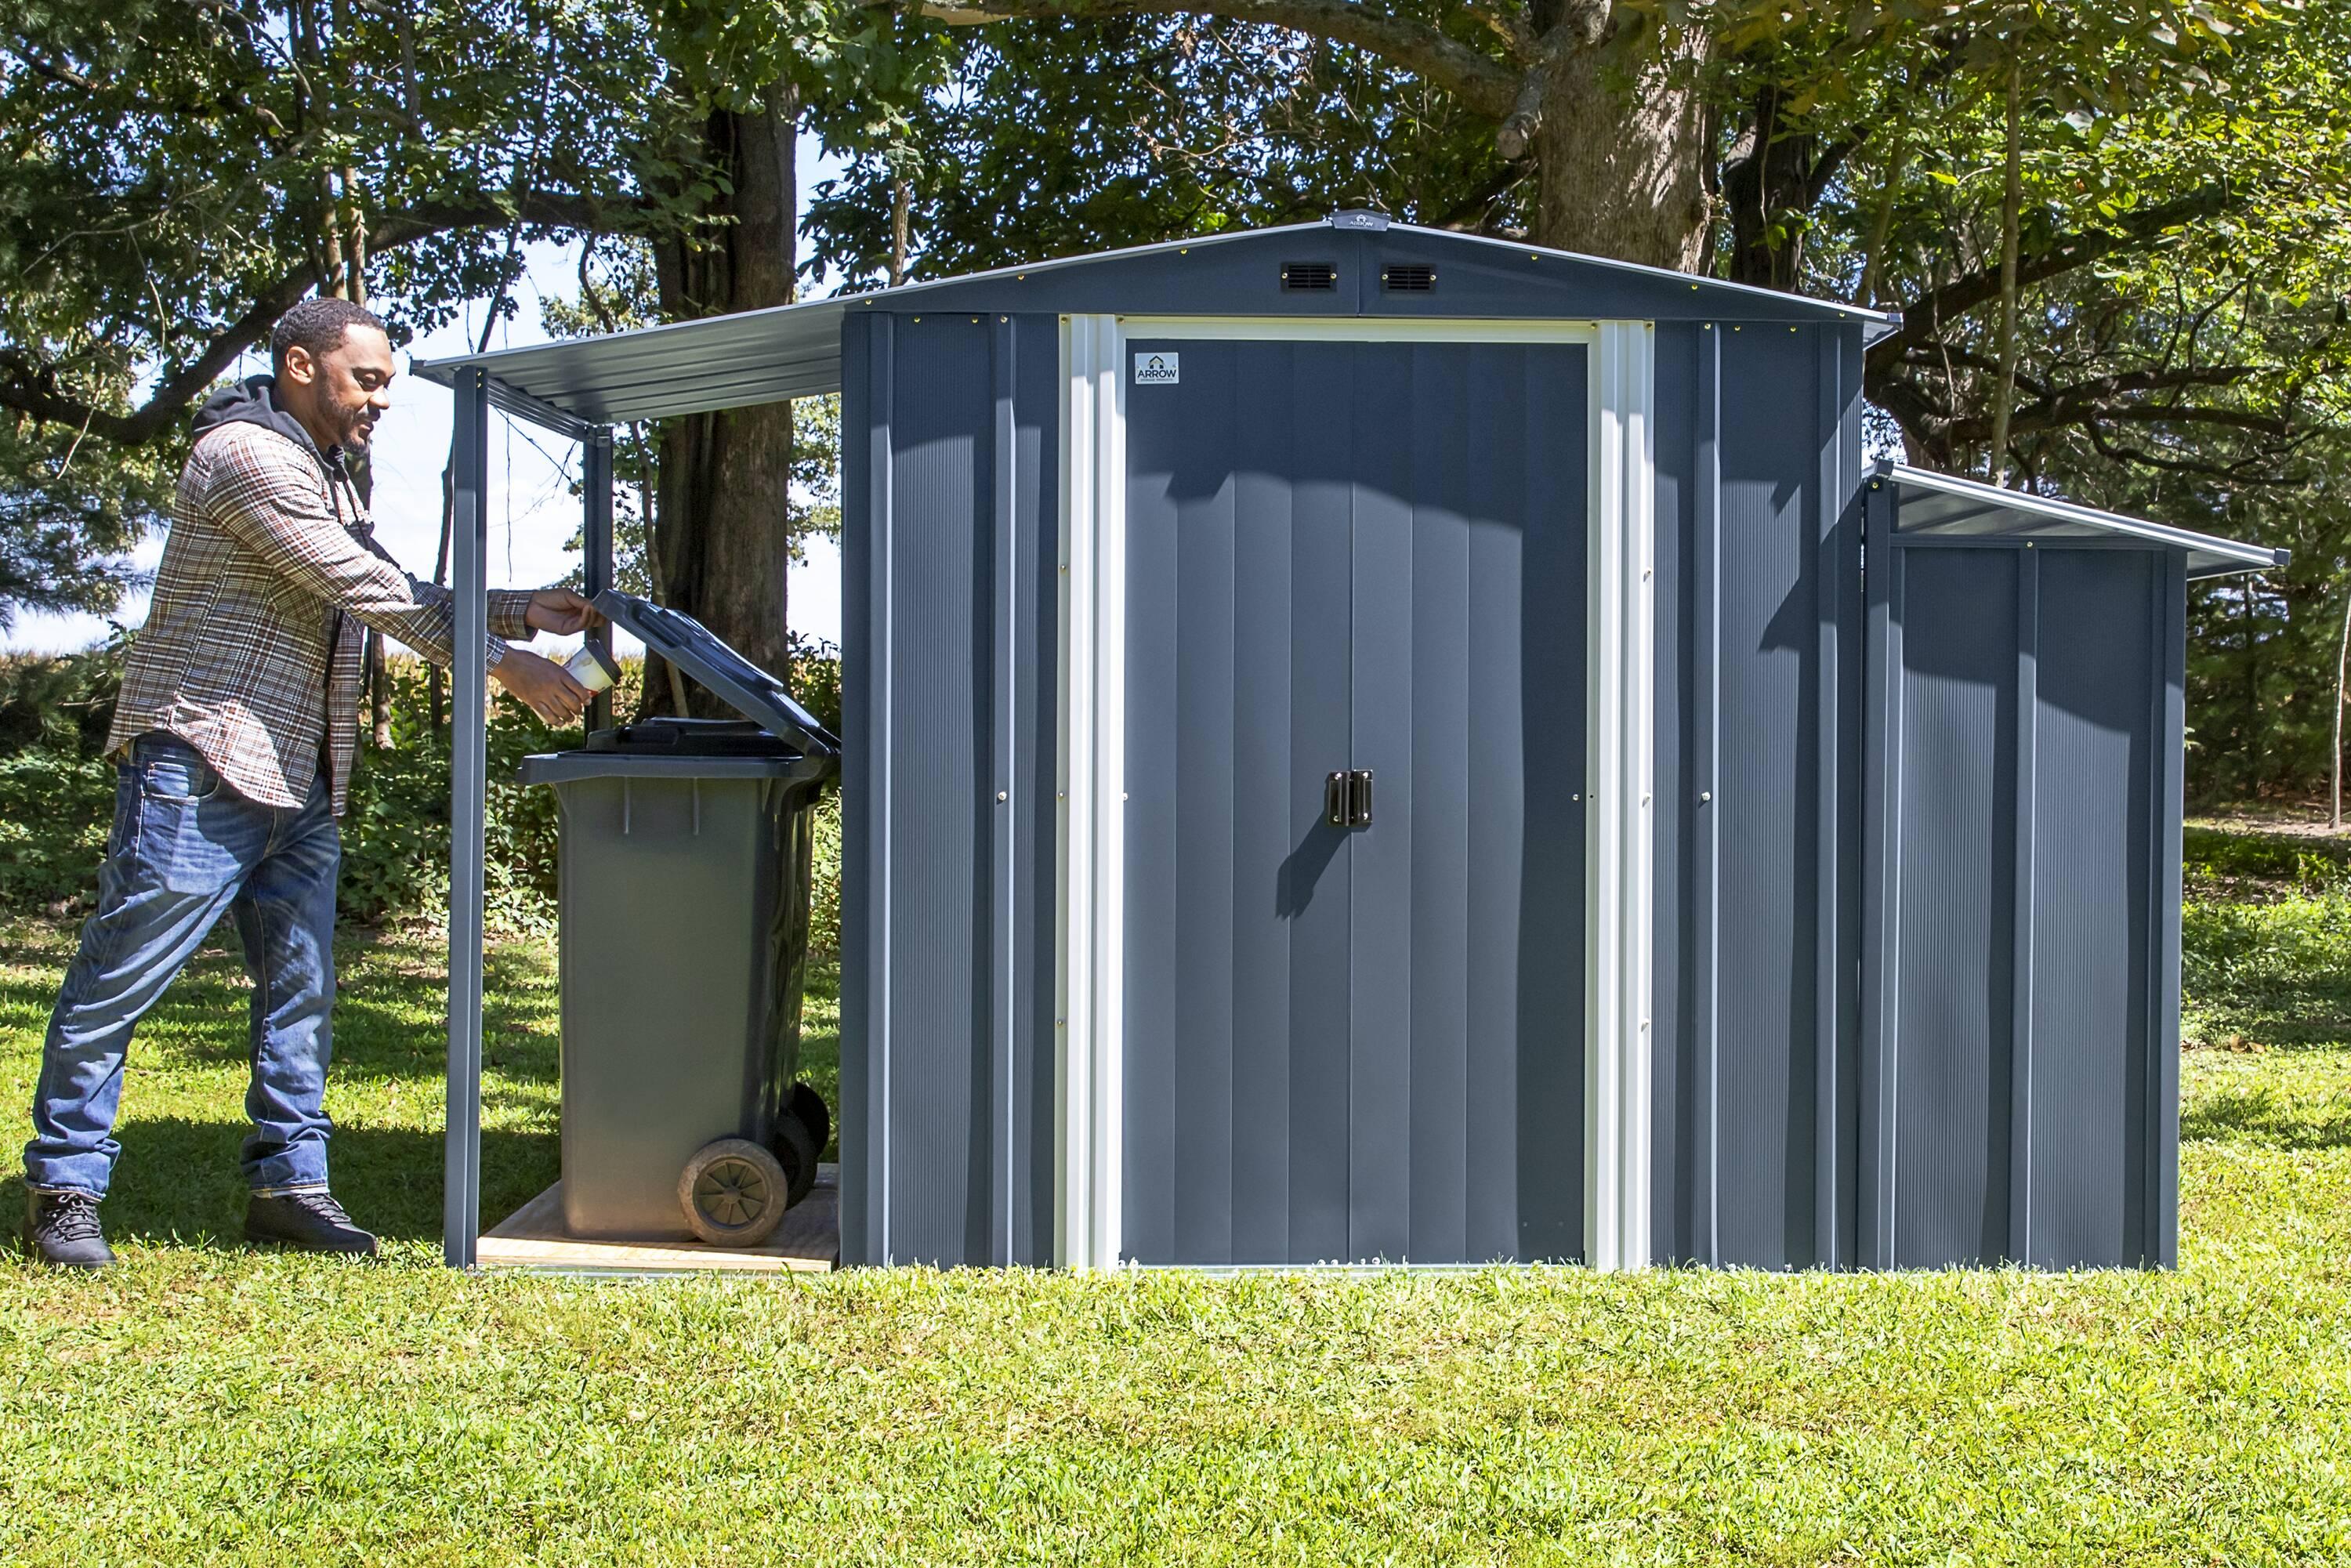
left=2, top=0, right=2346, bottom=797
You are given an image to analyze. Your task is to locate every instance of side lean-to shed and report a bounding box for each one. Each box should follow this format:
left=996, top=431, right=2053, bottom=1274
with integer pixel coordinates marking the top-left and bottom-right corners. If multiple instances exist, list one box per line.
left=417, top=212, right=2279, bottom=1273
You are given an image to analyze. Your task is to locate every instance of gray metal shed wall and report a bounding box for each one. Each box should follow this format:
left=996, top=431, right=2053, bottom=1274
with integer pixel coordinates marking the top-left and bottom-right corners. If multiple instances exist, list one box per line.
left=839, top=310, right=1060, bottom=1267
left=1860, top=485, right=2186, bottom=1269
left=1650, top=320, right=1867, bottom=1269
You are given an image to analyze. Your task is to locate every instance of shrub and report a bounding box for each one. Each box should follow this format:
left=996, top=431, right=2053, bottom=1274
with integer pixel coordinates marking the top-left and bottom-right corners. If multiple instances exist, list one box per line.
left=0, top=748, right=119, bottom=907
left=0, top=643, right=125, bottom=756
left=1, top=650, right=845, bottom=949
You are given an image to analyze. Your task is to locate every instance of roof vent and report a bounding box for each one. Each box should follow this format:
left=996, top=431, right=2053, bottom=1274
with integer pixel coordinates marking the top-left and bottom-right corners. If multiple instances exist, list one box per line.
left=1382, top=264, right=1436, bottom=293
left=1281, top=261, right=1339, bottom=292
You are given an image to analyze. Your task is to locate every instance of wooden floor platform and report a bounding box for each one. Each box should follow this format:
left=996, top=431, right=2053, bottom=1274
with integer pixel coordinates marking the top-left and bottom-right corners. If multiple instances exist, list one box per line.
left=480, top=1164, right=839, bottom=1275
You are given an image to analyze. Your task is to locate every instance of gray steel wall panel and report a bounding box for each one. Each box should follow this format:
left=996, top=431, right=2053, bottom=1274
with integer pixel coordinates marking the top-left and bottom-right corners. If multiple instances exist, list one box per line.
left=880, top=317, right=991, bottom=1266
left=840, top=311, right=1058, bottom=1267
left=1227, top=353, right=1302, bottom=1264
left=1708, top=326, right=1838, bottom=1270
left=1889, top=547, right=2019, bottom=1266
left=1499, top=344, right=1587, bottom=1263
left=839, top=313, right=885, bottom=1268
left=1403, top=346, right=1476, bottom=1266
left=1016, top=326, right=1062, bottom=1266
left=1351, top=341, right=1420, bottom=1264
left=1862, top=491, right=2185, bottom=1269
left=2027, top=550, right=2157, bottom=1266
left=1649, top=322, right=1864, bottom=1269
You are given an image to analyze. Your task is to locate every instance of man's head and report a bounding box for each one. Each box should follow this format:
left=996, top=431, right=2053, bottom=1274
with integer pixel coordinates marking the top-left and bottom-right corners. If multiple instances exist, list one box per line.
left=271, top=297, right=394, bottom=454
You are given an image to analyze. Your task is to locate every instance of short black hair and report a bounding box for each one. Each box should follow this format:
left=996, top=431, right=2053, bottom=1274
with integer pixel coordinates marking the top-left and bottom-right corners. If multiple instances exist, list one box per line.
left=270, top=296, right=388, bottom=375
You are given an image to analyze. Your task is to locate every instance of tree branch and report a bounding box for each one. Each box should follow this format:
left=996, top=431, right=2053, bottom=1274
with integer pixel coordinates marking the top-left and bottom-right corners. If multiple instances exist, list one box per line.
left=0, top=190, right=652, bottom=445
left=0, top=266, right=314, bottom=445
left=904, top=0, right=1520, bottom=119
left=1949, top=364, right=2273, bottom=443
left=2083, top=421, right=2309, bottom=483
left=1868, top=183, right=2235, bottom=373
left=5, top=39, right=96, bottom=89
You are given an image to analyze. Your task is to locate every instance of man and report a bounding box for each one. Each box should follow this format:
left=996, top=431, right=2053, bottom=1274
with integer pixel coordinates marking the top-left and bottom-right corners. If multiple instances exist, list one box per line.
left=20, top=296, right=600, bottom=1268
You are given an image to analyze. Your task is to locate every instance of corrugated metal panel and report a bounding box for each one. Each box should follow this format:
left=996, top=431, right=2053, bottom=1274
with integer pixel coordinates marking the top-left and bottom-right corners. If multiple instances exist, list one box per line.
left=1861, top=484, right=2186, bottom=1270
left=839, top=312, right=1059, bottom=1267
left=1648, top=320, right=1865, bottom=1270
left=1696, top=326, right=1855, bottom=1269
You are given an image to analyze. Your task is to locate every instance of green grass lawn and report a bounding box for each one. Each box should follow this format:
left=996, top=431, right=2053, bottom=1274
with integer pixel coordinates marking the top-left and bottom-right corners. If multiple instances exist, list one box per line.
left=3, top=873, right=2349, bottom=1563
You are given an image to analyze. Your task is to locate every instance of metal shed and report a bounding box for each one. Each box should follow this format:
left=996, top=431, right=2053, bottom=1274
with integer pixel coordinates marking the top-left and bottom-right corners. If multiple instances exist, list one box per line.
left=417, top=212, right=2276, bottom=1273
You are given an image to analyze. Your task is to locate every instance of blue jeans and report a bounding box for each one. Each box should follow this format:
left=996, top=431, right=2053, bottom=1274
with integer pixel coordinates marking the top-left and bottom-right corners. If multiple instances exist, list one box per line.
left=23, top=733, right=342, bottom=1197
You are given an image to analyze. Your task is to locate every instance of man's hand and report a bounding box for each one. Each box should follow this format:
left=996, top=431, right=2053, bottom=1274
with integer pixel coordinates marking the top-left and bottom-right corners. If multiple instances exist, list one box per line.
left=493, top=648, right=594, bottom=726
left=523, top=588, right=603, bottom=637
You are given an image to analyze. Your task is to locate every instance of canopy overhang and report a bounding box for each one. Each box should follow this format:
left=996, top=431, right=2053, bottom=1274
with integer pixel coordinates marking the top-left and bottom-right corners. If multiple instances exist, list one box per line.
left=1874, top=461, right=2282, bottom=580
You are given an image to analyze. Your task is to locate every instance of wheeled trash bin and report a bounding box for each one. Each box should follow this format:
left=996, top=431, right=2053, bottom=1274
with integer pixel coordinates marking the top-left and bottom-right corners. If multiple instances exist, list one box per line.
left=517, top=591, right=841, bottom=1245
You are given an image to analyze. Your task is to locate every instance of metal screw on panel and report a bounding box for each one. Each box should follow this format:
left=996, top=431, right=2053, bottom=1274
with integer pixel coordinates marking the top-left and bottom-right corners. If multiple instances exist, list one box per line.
left=1571, top=793, right=1581, bottom=801
left=1700, top=791, right=1712, bottom=802
left=997, top=791, right=1009, bottom=802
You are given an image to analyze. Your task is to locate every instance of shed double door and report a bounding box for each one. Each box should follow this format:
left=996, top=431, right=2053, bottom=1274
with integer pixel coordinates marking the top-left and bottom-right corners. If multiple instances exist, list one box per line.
left=1122, top=334, right=1589, bottom=1266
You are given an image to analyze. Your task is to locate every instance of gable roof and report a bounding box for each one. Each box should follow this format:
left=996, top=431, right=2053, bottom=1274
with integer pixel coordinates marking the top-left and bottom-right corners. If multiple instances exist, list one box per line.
left=414, top=213, right=1897, bottom=433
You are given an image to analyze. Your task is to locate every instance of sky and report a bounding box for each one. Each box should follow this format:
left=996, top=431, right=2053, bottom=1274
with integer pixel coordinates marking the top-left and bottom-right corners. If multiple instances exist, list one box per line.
left=2, top=135, right=850, bottom=664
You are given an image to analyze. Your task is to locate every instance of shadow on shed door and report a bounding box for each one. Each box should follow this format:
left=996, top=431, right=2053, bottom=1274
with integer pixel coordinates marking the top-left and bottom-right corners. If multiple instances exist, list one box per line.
left=1122, top=335, right=1589, bottom=1266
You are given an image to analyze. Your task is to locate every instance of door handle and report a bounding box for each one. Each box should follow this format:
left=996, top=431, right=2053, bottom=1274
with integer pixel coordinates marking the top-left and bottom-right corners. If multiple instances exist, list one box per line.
left=1328, top=769, right=1373, bottom=828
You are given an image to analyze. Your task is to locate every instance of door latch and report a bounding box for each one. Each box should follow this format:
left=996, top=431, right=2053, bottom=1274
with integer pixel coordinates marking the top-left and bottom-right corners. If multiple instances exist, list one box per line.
left=1325, top=769, right=1374, bottom=828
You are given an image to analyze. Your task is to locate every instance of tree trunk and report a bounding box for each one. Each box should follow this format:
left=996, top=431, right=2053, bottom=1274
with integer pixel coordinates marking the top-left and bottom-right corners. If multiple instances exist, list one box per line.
left=1988, top=59, right=2023, bottom=485
left=1721, top=82, right=1820, bottom=288
left=2332, top=581, right=2349, bottom=831
left=646, top=83, right=800, bottom=714
left=1531, top=33, right=1710, bottom=272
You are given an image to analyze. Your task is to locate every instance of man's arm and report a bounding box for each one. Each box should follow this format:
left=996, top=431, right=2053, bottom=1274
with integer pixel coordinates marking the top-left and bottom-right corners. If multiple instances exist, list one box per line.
left=205, top=426, right=599, bottom=723
left=350, top=529, right=539, bottom=644
left=205, top=425, right=513, bottom=668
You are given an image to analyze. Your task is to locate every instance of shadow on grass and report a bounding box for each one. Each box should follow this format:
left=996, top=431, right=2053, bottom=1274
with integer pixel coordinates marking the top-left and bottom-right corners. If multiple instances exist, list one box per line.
left=2181, top=1086, right=2351, bottom=1151
left=1, top=1116, right=559, bottom=1249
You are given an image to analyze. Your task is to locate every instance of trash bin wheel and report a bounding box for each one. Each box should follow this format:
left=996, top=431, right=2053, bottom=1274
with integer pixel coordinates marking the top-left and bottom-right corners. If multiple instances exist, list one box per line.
left=787, top=1081, right=831, bottom=1159
left=772, top=1109, right=819, bottom=1210
left=678, top=1138, right=789, bottom=1246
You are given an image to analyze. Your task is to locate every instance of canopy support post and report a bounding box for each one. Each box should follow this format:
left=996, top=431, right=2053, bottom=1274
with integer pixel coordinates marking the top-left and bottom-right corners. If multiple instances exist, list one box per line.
left=444, top=367, right=490, bottom=1269
left=582, top=429, right=614, bottom=733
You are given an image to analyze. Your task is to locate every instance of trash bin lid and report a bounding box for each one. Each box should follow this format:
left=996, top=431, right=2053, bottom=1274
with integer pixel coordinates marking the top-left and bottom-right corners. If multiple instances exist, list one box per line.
left=592, top=590, right=840, bottom=759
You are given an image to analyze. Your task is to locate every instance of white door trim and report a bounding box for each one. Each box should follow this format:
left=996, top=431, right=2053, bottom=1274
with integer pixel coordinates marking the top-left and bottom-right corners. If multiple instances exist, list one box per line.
left=1055, top=314, right=1655, bottom=1269
left=1585, top=322, right=1657, bottom=1272
left=1056, top=314, right=1127, bottom=1269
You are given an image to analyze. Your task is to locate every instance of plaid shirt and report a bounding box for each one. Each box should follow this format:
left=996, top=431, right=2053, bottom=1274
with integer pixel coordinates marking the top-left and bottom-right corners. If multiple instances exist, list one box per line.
left=107, top=416, right=535, bottom=816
